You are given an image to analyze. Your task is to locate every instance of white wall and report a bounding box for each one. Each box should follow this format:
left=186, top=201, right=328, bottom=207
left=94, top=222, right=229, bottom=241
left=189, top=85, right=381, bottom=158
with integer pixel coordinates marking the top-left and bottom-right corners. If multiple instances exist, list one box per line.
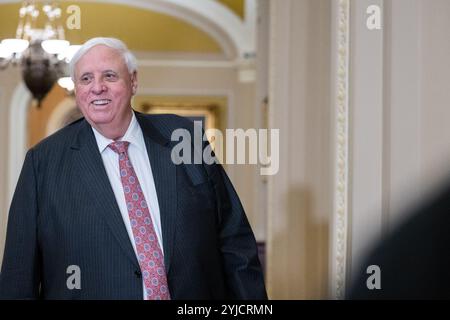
left=384, top=0, right=422, bottom=229
left=345, top=0, right=450, bottom=294
left=267, top=0, right=331, bottom=299
left=346, top=0, right=385, bottom=287
left=0, top=67, right=21, bottom=266
left=419, top=0, right=450, bottom=193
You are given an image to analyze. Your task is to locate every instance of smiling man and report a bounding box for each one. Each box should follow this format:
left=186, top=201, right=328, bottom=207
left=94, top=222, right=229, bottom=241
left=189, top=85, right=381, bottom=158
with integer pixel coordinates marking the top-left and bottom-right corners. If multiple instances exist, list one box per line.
left=74, top=43, right=137, bottom=140
left=0, top=37, right=267, bottom=300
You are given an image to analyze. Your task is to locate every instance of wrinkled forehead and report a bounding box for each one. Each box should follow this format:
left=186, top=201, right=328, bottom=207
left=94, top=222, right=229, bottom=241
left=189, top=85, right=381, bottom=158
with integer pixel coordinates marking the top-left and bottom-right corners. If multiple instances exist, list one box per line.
left=75, top=45, right=127, bottom=75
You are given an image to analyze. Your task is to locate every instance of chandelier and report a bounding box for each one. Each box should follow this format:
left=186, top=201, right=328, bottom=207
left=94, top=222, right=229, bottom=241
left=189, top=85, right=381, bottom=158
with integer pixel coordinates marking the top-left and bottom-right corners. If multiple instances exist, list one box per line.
left=0, top=1, right=80, bottom=106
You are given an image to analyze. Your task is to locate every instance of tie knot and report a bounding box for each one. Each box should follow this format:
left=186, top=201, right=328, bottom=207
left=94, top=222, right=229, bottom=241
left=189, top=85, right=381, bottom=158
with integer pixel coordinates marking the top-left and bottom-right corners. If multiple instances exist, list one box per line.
left=108, top=141, right=130, bottom=154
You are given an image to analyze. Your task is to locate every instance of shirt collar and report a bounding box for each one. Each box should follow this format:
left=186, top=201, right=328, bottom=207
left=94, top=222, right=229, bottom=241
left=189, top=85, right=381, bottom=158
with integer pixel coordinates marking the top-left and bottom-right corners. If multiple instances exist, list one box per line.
left=92, top=111, right=146, bottom=154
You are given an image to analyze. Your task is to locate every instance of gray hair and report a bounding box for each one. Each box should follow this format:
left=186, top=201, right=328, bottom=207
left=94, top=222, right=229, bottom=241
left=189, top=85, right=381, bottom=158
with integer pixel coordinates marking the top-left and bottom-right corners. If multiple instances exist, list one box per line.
left=69, top=37, right=137, bottom=80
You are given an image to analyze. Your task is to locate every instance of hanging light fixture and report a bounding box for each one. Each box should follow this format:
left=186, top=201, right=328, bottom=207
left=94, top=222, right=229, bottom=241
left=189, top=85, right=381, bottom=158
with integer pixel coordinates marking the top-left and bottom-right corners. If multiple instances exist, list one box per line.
left=0, top=1, right=80, bottom=106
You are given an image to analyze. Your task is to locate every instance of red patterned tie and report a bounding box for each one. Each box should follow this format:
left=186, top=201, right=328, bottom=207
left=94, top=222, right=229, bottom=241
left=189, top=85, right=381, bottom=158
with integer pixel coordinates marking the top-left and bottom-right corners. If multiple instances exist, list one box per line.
left=109, top=141, right=171, bottom=300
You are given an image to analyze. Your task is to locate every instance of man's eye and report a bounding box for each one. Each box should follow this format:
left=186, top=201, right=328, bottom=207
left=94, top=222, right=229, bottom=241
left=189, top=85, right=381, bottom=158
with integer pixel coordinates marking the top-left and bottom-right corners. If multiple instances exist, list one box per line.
left=80, top=76, right=91, bottom=83
left=105, top=73, right=117, bottom=80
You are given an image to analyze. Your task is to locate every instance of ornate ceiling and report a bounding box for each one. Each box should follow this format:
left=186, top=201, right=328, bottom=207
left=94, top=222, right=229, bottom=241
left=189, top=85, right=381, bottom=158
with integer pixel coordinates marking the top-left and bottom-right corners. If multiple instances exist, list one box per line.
left=0, top=0, right=246, bottom=54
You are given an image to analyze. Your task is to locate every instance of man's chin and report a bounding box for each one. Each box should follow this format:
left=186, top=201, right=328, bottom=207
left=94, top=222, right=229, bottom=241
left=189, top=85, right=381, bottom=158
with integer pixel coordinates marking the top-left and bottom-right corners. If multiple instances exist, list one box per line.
left=85, top=116, right=114, bottom=128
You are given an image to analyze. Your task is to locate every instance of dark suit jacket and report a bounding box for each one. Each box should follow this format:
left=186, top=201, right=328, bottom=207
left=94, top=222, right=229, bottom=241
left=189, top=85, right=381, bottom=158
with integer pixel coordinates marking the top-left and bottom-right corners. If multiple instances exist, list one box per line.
left=0, top=112, right=267, bottom=300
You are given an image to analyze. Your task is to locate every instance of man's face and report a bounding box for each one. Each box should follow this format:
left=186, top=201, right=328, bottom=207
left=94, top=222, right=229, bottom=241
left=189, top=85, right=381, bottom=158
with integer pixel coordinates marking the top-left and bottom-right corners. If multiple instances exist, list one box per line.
left=74, top=45, right=137, bottom=136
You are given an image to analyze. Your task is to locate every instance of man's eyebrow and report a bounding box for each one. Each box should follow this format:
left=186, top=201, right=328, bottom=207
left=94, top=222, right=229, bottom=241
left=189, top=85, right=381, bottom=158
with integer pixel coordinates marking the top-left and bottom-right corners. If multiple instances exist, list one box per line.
left=79, top=72, right=92, bottom=78
left=103, top=70, right=118, bottom=74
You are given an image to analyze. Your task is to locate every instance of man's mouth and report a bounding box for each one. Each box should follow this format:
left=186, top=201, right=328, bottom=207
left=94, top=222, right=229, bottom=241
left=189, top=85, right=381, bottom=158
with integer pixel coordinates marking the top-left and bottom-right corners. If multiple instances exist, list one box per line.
left=91, top=99, right=111, bottom=106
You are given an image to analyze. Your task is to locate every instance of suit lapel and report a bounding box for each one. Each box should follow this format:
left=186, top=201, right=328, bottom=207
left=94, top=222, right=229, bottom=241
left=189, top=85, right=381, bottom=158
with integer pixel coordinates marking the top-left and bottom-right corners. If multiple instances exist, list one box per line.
left=136, top=113, right=177, bottom=274
left=71, top=120, right=139, bottom=268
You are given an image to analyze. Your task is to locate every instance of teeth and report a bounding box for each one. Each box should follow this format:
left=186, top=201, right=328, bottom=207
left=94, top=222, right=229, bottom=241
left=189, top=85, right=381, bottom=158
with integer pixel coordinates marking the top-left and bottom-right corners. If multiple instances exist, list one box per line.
left=92, top=99, right=110, bottom=105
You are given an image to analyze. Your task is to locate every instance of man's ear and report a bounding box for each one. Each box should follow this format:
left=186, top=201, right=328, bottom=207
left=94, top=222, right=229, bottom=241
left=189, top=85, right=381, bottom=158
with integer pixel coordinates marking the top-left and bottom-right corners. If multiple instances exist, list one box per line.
left=131, top=71, right=138, bottom=95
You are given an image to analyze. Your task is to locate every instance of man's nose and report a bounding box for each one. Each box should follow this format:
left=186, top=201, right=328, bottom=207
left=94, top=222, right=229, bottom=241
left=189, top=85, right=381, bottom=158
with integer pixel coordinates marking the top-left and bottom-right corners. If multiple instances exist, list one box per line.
left=91, top=79, right=107, bottom=94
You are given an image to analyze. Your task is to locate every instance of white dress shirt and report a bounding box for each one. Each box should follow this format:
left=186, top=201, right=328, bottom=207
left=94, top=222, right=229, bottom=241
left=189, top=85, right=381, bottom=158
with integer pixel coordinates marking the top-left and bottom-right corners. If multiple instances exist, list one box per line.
left=92, top=112, right=163, bottom=299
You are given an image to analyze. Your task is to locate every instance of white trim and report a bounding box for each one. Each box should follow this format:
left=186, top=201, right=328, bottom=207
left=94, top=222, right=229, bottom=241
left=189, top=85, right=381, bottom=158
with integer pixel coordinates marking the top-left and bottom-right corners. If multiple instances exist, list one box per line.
left=137, top=58, right=250, bottom=84
left=137, top=59, right=238, bottom=68
left=136, top=87, right=234, bottom=101
left=8, top=83, right=31, bottom=206
left=244, top=0, right=257, bottom=53
left=0, top=0, right=255, bottom=59
left=266, top=0, right=293, bottom=298
left=153, top=0, right=253, bottom=57
left=330, top=0, right=350, bottom=300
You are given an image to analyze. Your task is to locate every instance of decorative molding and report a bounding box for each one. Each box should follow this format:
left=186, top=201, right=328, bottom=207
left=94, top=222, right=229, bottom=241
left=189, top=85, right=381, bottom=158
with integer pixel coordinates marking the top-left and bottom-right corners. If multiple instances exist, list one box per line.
left=137, top=59, right=237, bottom=68
left=330, top=0, right=350, bottom=300
left=244, top=0, right=257, bottom=51
left=137, top=58, right=247, bottom=83
left=0, top=0, right=255, bottom=59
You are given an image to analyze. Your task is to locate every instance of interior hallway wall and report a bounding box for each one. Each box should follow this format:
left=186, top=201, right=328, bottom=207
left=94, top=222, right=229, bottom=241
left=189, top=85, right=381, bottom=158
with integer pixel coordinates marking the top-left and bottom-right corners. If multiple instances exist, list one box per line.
left=0, top=67, right=21, bottom=267
left=346, top=0, right=450, bottom=295
left=266, top=0, right=332, bottom=299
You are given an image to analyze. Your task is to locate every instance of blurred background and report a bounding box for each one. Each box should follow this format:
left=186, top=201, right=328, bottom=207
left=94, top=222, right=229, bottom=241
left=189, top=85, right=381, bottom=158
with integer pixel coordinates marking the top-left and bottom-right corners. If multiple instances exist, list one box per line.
left=1, top=0, right=450, bottom=299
